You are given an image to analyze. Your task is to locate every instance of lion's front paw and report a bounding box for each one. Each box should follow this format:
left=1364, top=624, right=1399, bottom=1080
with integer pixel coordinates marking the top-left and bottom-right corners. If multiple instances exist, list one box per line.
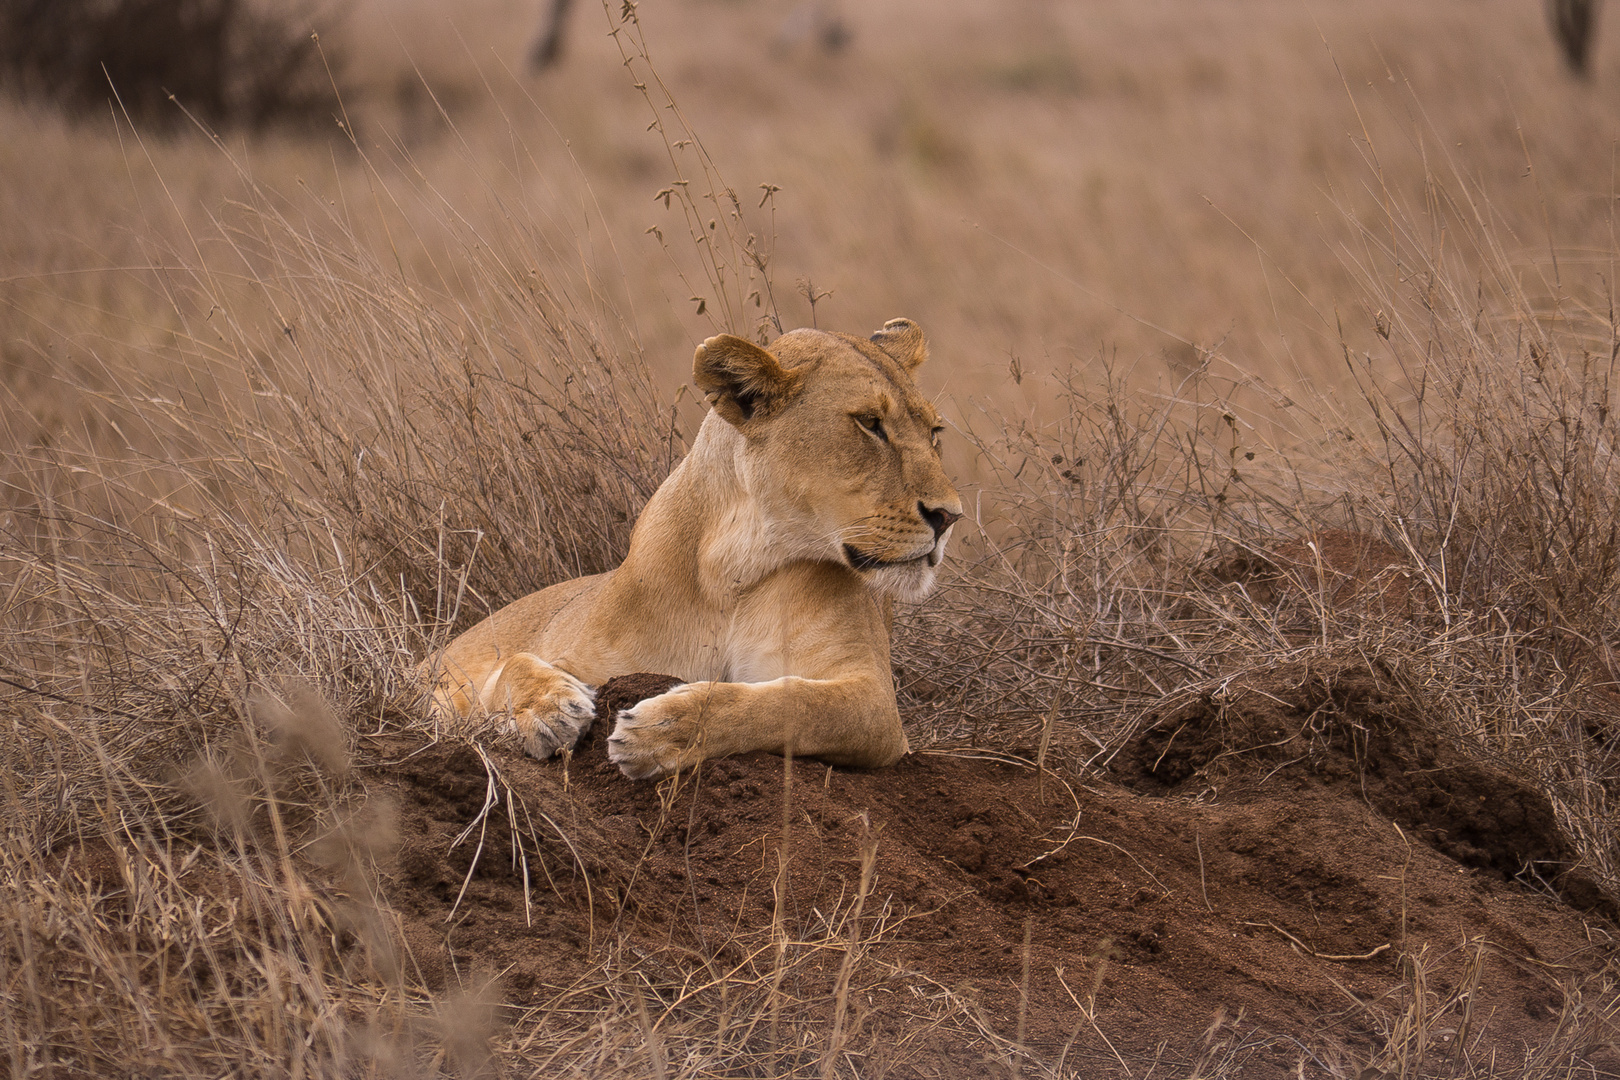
left=496, top=665, right=596, bottom=761
left=607, top=684, right=698, bottom=779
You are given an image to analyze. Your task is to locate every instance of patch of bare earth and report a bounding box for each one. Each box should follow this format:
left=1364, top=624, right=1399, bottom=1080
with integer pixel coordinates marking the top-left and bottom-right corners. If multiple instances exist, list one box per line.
left=356, top=669, right=1619, bottom=1076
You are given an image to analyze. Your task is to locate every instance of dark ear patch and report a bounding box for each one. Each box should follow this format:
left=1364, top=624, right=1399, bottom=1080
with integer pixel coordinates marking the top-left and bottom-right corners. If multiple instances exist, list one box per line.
left=693, top=334, right=800, bottom=426
left=870, top=318, right=929, bottom=371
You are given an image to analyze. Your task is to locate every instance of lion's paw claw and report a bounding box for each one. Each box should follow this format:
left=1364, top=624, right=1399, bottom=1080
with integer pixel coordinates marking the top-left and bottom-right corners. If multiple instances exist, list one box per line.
left=508, top=672, right=597, bottom=761
left=607, top=688, right=692, bottom=779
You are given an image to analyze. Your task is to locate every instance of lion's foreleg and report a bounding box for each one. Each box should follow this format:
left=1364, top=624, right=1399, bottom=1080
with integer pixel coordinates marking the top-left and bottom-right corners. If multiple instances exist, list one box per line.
left=606, top=674, right=906, bottom=779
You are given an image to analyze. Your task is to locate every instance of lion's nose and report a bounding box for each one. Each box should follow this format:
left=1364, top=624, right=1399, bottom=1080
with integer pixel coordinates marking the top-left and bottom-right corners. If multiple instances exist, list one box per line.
left=919, top=502, right=962, bottom=539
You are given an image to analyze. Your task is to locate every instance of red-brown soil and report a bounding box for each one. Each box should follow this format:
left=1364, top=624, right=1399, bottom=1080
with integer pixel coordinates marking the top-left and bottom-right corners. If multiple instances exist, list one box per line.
left=359, top=666, right=1620, bottom=1077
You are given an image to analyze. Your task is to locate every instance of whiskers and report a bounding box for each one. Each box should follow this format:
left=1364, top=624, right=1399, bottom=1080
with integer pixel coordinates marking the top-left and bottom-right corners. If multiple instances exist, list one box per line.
left=836, top=509, right=939, bottom=566
left=827, top=511, right=949, bottom=603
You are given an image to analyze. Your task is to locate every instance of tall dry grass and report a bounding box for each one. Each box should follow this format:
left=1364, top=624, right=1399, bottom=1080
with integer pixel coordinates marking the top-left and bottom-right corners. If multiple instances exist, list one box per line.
left=5, top=1, right=1620, bottom=1075
left=893, top=113, right=1620, bottom=906
left=9, top=0, right=1618, bottom=438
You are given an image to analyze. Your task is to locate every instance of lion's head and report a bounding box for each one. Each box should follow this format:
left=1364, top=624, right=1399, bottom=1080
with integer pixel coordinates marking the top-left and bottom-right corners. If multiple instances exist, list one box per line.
left=693, top=318, right=963, bottom=602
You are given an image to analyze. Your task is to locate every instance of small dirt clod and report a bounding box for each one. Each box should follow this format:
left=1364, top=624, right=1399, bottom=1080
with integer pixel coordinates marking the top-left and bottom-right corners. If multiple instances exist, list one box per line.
left=593, top=672, right=683, bottom=726
left=576, top=672, right=683, bottom=751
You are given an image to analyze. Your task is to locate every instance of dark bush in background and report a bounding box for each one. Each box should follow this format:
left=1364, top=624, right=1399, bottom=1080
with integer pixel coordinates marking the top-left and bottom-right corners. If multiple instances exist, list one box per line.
left=0, top=0, right=345, bottom=131
left=1549, top=0, right=1600, bottom=75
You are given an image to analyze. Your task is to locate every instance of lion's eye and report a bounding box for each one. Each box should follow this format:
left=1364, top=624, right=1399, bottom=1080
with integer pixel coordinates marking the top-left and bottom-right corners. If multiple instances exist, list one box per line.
left=857, top=414, right=888, bottom=442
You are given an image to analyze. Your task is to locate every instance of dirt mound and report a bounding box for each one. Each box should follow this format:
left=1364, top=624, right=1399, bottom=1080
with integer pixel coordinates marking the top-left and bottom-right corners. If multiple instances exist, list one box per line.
left=1125, top=661, right=1589, bottom=896
left=360, top=672, right=1620, bottom=1076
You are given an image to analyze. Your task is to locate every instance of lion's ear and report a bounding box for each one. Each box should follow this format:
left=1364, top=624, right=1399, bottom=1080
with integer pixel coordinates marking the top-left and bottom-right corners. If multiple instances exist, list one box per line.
left=693, top=334, right=800, bottom=426
left=870, top=318, right=929, bottom=371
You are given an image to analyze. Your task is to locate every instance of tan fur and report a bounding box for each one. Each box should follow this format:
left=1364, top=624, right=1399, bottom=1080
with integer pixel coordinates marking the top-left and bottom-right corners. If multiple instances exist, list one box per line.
left=425, top=320, right=963, bottom=779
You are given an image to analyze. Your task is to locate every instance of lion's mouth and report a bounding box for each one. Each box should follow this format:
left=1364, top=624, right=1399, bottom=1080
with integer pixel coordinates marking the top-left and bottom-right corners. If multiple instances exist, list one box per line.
left=843, top=544, right=934, bottom=572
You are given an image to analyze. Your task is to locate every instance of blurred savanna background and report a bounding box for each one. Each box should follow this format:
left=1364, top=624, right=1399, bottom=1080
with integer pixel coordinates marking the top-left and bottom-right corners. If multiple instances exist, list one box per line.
left=8, top=0, right=1616, bottom=434
left=7, top=0, right=1620, bottom=1076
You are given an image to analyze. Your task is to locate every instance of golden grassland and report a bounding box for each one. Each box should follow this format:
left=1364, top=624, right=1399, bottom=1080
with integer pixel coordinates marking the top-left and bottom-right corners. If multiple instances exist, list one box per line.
left=4, top=0, right=1620, bottom=1075
left=8, top=0, right=1617, bottom=430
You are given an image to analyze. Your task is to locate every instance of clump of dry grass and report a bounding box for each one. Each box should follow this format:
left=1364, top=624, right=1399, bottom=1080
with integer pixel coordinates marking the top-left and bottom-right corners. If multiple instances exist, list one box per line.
left=195, top=175, right=680, bottom=638
left=1311, top=940, right=1620, bottom=1079
left=2, top=667, right=410, bottom=1076
left=1328, top=150, right=1620, bottom=899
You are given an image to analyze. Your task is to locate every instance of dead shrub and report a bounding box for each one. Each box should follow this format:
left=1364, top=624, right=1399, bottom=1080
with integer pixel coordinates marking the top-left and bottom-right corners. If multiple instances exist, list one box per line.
left=0, top=0, right=345, bottom=131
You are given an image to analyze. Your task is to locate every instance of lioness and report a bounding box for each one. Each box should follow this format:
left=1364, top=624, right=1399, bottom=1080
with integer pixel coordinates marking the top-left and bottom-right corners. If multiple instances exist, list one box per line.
left=428, top=319, right=962, bottom=779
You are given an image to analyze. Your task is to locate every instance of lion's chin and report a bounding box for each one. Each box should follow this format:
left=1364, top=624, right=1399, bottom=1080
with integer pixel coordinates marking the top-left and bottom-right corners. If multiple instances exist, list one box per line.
left=873, top=560, right=941, bottom=603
